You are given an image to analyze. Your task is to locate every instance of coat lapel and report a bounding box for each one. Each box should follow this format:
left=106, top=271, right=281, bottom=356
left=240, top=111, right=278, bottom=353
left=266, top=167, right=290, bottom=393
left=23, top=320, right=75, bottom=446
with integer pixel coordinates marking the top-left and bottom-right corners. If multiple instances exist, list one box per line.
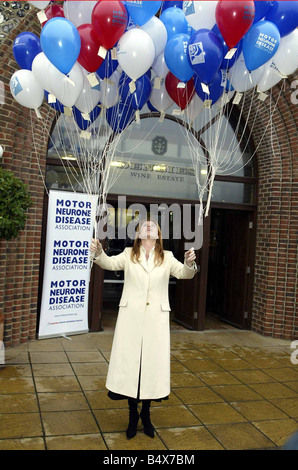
left=138, top=248, right=156, bottom=273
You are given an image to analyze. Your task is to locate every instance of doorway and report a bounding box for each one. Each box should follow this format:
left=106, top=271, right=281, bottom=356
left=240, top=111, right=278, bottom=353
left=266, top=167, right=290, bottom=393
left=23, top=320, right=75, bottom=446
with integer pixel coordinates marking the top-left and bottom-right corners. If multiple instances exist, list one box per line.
left=206, top=208, right=255, bottom=330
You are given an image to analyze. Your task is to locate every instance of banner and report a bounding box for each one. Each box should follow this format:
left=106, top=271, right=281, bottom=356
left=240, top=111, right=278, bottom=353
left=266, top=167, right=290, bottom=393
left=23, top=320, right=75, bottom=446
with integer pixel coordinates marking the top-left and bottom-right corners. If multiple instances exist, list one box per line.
left=38, top=190, right=97, bottom=339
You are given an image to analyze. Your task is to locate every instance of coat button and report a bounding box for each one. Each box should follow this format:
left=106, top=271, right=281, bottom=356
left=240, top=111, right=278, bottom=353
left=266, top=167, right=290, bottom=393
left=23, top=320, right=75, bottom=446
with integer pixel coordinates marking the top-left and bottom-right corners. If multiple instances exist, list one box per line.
left=146, top=302, right=150, bottom=305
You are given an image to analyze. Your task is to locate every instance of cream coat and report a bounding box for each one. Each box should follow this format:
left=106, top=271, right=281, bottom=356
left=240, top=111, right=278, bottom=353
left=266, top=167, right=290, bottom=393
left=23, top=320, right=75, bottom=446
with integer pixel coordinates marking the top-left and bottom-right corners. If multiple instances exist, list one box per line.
left=94, top=247, right=197, bottom=400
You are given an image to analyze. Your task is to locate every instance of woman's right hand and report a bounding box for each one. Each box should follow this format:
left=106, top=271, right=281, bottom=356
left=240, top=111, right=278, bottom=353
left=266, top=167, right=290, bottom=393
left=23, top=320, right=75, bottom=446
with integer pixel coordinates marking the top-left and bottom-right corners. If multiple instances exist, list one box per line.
left=90, top=238, right=102, bottom=257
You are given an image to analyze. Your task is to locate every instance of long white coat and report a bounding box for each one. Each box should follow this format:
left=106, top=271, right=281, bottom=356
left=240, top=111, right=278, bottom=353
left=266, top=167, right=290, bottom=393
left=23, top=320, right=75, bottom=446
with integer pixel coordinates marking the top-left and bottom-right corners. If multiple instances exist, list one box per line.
left=94, top=247, right=197, bottom=400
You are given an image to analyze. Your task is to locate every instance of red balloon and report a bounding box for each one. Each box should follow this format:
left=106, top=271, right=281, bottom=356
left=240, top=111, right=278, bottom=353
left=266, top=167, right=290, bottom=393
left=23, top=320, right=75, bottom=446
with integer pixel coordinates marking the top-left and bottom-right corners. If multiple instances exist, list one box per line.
left=92, top=1, right=128, bottom=51
left=77, top=24, right=104, bottom=73
left=165, top=72, right=195, bottom=111
left=41, top=4, right=64, bottom=26
left=215, top=0, right=255, bottom=49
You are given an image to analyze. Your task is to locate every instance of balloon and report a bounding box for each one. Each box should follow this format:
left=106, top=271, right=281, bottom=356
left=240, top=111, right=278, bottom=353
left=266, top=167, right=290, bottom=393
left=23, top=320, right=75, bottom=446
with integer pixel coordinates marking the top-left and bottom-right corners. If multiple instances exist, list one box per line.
left=215, top=0, right=255, bottom=49
left=117, top=28, right=155, bottom=81
left=63, top=1, right=97, bottom=28
left=40, top=17, right=81, bottom=74
left=152, top=52, right=169, bottom=79
left=125, top=1, right=162, bottom=27
left=12, top=32, right=42, bottom=70
left=97, top=50, right=119, bottom=80
left=41, top=4, right=64, bottom=26
left=194, top=70, right=224, bottom=105
left=243, top=21, right=280, bottom=72
left=75, top=69, right=101, bottom=114
left=99, top=69, right=121, bottom=109
left=165, top=72, right=195, bottom=110
left=161, top=1, right=183, bottom=13
left=10, top=69, right=44, bottom=110
left=119, top=73, right=152, bottom=110
left=183, top=1, right=218, bottom=31
left=141, top=16, right=168, bottom=59
left=230, top=53, right=263, bottom=92
left=28, top=1, right=50, bottom=9
left=73, top=105, right=101, bottom=131
left=184, top=92, right=204, bottom=121
left=92, top=1, right=128, bottom=51
left=164, top=33, right=193, bottom=83
left=149, top=81, right=174, bottom=112
left=258, top=29, right=298, bottom=92
left=106, top=102, right=136, bottom=133
left=44, top=91, right=65, bottom=112
left=160, top=7, right=189, bottom=41
left=32, top=52, right=84, bottom=108
left=188, top=29, right=223, bottom=85
left=212, top=24, right=242, bottom=70
left=253, top=1, right=271, bottom=23
left=147, top=101, right=159, bottom=112
left=77, top=24, right=103, bottom=73
left=265, top=1, right=298, bottom=38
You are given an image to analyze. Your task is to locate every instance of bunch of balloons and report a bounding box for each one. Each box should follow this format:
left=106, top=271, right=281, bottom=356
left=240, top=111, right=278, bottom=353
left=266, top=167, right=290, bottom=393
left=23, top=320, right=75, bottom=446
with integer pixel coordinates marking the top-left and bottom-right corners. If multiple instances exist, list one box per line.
left=9, top=1, right=298, bottom=134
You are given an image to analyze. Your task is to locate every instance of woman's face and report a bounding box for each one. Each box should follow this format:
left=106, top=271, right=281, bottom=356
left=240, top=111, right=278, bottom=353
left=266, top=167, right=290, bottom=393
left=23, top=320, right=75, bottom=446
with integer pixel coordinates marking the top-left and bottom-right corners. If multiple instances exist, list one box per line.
left=139, top=221, right=159, bottom=240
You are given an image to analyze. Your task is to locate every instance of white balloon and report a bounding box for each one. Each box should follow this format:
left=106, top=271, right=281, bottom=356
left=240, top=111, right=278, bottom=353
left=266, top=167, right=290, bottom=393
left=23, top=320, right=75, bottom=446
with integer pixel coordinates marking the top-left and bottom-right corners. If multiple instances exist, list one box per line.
left=183, top=1, right=218, bottom=31
left=230, top=53, right=263, bottom=93
left=10, top=69, right=44, bottom=110
left=75, top=68, right=101, bottom=114
left=50, top=63, right=84, bottom=108
left=152, top=52, right=169, bottom=79
left=28, top=1, right=50, bottom=9
left=99, top=69, right=120, bottom=109
left=32, top=52, right=55, bottom=95
left=63, top=1, right=98, bottom=28
left=258, top=29, right=298, bottom=92
left=32, top=53, right=84, bottom=108
left=149, top=82, right=173, bottom=112
left=184, top=93, right=204, bottom=121
left=141, top=16, right=168, bottom=58
left=117, top=29, right=155, bottom=81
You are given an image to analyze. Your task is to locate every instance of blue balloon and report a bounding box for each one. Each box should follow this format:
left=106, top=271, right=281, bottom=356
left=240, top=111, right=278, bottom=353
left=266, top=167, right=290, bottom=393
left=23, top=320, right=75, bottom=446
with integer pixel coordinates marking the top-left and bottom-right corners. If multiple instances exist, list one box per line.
left=13, top=32, right=42, bottom=70
left=195, top=71, right=224, bottom=105
left=212, top=24, right=242, bottom=70
left=160, top=7, right=189, bottom=41
left=119, top=73, right=152, bottom=110
left=243, top=21, right=280, bottom=72
left=44, top=91, right=65, bottom=113
left=164, top=33, right=193, bottom=83
left=125, top=1, right=162, bottom=26
left=188, top=29, right=223, bottom=85
left=265, top=1, right=298, bottom=37
left=73, top=105, right=101, bottom=131
left=253, top=1, right=271, bottom=23
left=40, top=17, right=81, bottom=74
left=106, top=102, right=136, bottom=133
left=97, top=50, right=119, bottom=80
left=161, top=1, right=183, bottom=14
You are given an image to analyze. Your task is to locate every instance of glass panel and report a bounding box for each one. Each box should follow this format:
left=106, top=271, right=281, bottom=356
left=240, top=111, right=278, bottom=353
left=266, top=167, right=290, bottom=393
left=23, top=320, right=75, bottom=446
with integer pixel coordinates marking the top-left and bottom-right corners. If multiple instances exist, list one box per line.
left=46, top=164, right=85, bottom=192
left=211, top=181, right=254, bottom=204
left=200, top=115, right=255, bottom=178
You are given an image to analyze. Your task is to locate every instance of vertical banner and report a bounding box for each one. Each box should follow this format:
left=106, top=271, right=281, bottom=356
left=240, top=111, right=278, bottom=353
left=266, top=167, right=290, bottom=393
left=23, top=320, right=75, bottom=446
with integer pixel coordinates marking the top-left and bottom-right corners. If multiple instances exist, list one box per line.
left=39, top=190, right=97, bottom=339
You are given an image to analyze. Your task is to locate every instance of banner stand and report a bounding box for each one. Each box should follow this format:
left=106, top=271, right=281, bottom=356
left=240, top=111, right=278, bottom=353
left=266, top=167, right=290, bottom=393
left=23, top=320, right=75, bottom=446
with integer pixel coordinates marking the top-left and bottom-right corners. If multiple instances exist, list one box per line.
left=38, top=190, right=97, bottom=340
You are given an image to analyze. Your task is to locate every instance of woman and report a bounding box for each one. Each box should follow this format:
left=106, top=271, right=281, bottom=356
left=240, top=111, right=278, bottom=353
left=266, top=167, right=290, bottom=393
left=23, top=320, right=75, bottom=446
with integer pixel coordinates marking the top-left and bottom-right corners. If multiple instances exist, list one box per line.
left=90, top=219, right=197, bottom=439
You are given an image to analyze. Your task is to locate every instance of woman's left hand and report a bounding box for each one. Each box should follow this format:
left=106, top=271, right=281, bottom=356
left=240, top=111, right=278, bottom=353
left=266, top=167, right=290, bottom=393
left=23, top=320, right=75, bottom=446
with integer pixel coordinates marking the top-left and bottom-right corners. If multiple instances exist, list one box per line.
left=185, top=248, right=196, bottom=267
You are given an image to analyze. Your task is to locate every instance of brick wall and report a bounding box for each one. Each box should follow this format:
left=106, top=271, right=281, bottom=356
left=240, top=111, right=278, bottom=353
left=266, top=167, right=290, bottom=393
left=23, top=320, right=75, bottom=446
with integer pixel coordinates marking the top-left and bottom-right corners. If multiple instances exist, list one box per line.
left=0, top=10, right=297, bottom=345
left=0, top=10, right=55, bottom=347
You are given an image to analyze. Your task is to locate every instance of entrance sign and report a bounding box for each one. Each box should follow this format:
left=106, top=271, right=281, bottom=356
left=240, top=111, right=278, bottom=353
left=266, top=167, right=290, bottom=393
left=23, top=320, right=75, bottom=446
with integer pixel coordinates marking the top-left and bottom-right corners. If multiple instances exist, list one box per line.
left=38, top=190, right=97, bottom=339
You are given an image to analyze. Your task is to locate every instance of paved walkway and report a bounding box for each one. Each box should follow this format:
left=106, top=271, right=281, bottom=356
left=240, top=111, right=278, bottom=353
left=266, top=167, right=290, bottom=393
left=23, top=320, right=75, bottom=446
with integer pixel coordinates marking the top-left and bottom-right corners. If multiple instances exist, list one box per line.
left=0, top=328, right=297, bottom=450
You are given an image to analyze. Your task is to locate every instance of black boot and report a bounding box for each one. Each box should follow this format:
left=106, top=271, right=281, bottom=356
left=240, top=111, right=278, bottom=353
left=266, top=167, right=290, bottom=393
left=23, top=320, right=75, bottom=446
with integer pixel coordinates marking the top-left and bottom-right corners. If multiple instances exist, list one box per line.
left=140, top=400, right=155, bottom=438
left=126, top=399, right=139, bottom=440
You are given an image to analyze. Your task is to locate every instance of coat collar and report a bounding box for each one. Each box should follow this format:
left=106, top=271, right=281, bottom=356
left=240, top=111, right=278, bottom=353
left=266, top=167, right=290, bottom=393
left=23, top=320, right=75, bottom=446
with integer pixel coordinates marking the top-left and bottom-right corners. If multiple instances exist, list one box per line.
left=138, top=245, right=156, bottom=273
